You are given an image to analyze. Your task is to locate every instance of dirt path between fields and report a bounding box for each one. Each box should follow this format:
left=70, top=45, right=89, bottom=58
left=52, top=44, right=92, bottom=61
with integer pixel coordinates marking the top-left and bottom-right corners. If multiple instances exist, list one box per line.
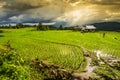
left=72, top=46, right=98, bottom=80
left=72, top=57, right=98, bottom=80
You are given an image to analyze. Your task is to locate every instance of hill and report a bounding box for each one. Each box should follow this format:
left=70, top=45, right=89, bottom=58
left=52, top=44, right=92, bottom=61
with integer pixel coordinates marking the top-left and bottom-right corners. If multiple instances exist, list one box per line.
left=93, top=22, right=120, bottom=31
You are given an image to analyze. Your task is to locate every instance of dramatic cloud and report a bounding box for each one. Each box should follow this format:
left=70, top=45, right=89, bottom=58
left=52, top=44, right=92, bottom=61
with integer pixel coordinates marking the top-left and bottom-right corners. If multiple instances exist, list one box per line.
left=0, top=0, right=120, bottom=26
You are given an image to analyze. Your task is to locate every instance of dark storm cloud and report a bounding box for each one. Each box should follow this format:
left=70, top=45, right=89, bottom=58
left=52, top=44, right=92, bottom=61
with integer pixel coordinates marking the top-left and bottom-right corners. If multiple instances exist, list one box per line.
left=0, top=0, right=120, bottom=26
left=2, top=0, right=53, bottom=11
left=4, top=3, right=38, bottom=11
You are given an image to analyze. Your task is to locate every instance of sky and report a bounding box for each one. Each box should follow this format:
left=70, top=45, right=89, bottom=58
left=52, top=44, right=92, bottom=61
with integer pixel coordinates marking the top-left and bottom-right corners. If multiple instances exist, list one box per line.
left=0, top=0, right=120, bottom=26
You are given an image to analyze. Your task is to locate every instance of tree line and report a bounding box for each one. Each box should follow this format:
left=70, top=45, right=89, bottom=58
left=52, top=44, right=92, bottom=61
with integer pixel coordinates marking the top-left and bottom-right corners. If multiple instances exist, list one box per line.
left=0, top=23, right=65, bottom=30
left=0, top=23, right=36, bottom=29
left=0, top=22, right=77, bottom=31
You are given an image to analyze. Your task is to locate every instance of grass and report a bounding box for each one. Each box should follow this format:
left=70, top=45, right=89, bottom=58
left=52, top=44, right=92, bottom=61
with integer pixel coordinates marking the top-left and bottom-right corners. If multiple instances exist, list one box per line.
left=95, top=65, right=120, bottom=79
left=0, top=28, right=120, bottom=70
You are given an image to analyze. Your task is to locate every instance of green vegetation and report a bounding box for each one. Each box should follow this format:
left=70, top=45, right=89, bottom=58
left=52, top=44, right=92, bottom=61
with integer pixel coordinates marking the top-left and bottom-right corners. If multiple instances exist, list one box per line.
left=0, top=28, right=120, bottom=79
left=0, top=43, right=29, bottom=80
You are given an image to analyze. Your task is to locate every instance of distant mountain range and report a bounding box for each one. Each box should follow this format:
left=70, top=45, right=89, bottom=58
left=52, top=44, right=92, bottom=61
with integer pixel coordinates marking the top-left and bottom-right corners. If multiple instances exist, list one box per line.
left=92, top=22, right=120, bottom=31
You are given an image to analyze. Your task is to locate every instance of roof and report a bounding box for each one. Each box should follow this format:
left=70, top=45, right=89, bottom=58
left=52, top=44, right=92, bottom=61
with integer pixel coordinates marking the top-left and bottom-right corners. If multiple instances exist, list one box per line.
left=85, top=25, right=96, bottom=29
left=81, top=27, right=85, bottom=30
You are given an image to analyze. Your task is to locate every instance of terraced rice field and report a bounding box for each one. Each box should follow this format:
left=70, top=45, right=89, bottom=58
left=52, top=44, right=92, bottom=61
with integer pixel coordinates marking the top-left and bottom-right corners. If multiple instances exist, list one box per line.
left=0, top=28, right=120, bottom=79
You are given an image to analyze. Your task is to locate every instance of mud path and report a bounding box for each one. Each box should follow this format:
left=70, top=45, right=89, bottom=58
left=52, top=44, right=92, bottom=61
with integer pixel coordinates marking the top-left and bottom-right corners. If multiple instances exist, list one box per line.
left=72, top=46, right=98, bottom=80
left=72, top=57, right=97, bottom=80
left=72, top=47, right=120, bottom=80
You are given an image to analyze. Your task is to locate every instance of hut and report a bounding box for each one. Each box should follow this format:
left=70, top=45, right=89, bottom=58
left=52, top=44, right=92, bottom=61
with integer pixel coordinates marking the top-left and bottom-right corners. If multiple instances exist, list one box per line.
left=81, top=25, right=96, bottom=32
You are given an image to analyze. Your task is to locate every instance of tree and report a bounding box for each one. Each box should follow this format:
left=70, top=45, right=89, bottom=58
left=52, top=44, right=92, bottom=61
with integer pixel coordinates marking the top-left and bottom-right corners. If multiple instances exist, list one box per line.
left=37, top=22, right=42, bottom=30
left=16, top=23, right=23, bottom=28
left=37, top=22, right=50, bottom=31
left=59, top=25, right=63, bottom=30
left=8, top=24, right=11, bottom=28
left=45, top=26, right=49, bottom=30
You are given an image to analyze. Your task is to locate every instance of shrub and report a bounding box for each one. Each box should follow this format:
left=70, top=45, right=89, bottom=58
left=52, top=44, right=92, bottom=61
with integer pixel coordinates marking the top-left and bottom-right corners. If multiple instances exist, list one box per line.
left=0, top=44, right=29, bottom=80
left=0, top=30, right=3, bottom=33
